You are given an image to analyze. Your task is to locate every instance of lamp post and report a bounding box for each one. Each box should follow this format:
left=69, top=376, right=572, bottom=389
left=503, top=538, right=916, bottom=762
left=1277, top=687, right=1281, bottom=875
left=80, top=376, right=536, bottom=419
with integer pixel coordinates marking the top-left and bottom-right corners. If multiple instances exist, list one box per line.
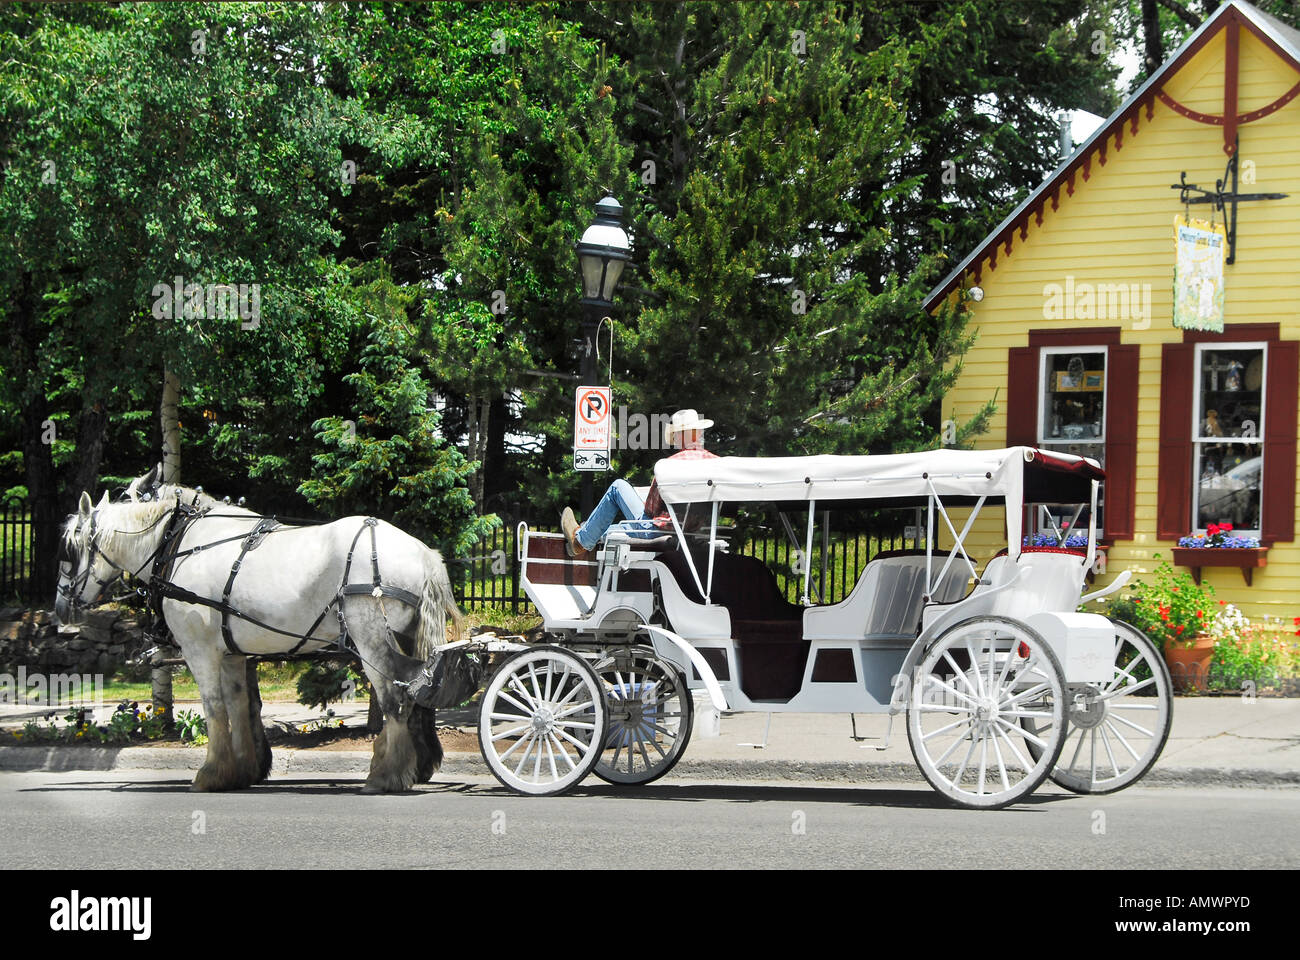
left=574, top=195, right=631, bottom=512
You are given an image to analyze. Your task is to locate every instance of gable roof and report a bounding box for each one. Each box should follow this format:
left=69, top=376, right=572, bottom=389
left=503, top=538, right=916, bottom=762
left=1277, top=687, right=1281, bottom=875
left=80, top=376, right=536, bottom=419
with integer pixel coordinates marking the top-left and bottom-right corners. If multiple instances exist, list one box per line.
left=922, top=0, right=1300, bottom=314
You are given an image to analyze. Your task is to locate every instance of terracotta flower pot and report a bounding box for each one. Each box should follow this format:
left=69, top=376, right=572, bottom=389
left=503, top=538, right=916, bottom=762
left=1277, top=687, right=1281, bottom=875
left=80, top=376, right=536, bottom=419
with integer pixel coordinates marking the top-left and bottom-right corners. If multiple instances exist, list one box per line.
left=1163, top=634, right=1215, bottom=693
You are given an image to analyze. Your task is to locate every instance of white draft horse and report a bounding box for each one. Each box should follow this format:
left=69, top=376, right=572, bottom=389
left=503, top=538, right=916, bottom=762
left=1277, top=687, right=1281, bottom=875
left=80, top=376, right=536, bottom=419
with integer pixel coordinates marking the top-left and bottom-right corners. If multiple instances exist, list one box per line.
left=55, top=466, right=463, bottom=793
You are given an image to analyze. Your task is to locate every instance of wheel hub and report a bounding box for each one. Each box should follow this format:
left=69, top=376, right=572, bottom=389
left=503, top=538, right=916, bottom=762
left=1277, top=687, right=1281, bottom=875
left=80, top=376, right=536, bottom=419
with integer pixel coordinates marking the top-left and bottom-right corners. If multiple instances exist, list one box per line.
left=972, top=697, right=1001, bottom=733
left=530, top=708, right=554, bottom=734
left=1068, top=685, right=1106, bottom=729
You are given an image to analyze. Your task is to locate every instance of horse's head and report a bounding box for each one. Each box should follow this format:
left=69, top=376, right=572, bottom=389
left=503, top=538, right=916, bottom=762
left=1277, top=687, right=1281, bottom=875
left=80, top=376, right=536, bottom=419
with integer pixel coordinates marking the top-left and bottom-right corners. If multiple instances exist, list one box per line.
left=55, top=491, right=122, bottom=626
left=122, top=462, right=163, bottom=503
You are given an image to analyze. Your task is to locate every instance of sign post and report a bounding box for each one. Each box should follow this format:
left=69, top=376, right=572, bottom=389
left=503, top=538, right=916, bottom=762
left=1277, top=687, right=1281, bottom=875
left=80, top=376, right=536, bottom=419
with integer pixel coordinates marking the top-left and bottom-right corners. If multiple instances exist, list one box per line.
left=574, top=386, right=610, bottom=472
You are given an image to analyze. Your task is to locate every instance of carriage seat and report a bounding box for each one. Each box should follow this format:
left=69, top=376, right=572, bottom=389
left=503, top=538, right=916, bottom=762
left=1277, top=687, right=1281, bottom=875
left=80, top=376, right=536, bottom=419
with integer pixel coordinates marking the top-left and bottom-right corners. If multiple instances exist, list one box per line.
left=921, top=548, right=1088, bottom=627
left=659, top=545, right=807, bottom=700
left=803, top=550, right=972, bottom=642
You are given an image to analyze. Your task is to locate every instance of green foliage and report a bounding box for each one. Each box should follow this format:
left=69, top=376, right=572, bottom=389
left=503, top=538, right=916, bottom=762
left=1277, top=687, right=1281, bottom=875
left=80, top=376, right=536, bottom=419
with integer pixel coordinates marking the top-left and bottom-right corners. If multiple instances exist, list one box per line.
left=295, top=660, right=365, bottom=712
left=175, top=708, right=208, bottom=744
left=1107, top=557, right=1216, bottom=651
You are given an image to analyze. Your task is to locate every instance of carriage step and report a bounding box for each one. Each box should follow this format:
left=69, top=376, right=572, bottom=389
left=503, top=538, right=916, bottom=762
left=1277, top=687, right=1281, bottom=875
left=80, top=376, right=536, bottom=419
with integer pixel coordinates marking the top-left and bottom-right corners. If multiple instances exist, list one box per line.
left=849, top=713, right=895, bottom=751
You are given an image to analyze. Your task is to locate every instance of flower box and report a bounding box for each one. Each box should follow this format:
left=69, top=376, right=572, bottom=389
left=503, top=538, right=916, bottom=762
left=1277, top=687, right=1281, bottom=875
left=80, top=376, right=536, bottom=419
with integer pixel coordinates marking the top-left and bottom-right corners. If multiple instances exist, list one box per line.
left=1170, top=547, right=1268, bottom=586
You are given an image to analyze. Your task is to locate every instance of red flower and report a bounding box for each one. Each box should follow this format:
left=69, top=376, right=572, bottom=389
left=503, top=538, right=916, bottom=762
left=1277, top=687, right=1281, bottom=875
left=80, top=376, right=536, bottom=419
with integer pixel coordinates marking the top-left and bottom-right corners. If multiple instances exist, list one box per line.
left=1176, top=625, right=1185, bottom=634
left=1293, top=616, right=1300, bottom=625
left=1222, top=523, right=1233, bottom=532
left=1219, top=600, right=1226, bottom=605
left=1197, top=610, right=1204, bottom=618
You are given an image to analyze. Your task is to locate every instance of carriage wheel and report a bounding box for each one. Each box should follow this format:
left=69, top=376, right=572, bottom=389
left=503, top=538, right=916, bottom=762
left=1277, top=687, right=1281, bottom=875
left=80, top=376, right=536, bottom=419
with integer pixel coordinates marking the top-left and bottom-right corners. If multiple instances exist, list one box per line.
left=593, top=648, right=693, bottom=786
left=906, top=616, right=1067, bottom=810
left=478, top=646, right=608, bottom=796
left=1022, top=619, right=1174, bottom=794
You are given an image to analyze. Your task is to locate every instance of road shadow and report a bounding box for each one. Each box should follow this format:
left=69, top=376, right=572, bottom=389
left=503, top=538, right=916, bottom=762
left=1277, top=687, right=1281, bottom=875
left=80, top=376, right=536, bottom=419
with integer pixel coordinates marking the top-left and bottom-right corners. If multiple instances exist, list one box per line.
left=438, top=777, right=1074, bottom=810
left=17, top=773, right=1076, bottom=809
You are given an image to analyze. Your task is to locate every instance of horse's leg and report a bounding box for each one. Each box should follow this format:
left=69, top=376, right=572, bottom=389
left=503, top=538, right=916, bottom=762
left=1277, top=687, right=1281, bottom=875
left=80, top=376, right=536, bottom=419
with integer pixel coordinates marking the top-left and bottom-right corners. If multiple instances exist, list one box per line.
left=411, top=704, right=442, bottom=783
left=349, top=600, right=422, bottom=794
left=218, top=655, right=261, bottom=789
left=246, top=659, right=272, bottom=782
left=183, top=641, right=242, bottom=792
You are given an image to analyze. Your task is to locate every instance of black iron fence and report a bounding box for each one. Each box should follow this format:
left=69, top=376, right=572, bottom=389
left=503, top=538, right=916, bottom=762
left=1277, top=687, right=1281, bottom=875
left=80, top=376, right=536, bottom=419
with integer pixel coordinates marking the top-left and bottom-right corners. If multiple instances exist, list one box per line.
left=2, top=502, right=920, bottom=614
left=1, top=502, right=48, bottom=606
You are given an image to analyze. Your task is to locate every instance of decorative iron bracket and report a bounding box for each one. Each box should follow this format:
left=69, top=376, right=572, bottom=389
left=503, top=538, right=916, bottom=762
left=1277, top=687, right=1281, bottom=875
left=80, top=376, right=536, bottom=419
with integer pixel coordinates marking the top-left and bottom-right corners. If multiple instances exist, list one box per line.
left=1171, top=139, right=1287, bottom=265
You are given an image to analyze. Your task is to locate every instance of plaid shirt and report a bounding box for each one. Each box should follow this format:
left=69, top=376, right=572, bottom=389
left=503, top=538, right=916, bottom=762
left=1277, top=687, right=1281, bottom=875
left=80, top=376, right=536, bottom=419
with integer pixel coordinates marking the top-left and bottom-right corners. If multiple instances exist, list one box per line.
left=643, top=447, right=717, bottom=528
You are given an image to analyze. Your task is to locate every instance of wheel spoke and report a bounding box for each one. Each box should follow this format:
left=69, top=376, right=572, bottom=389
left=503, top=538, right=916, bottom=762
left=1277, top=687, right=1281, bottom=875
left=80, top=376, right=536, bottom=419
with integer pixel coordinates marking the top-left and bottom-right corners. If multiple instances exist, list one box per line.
left=942, top=651, right=980, bottom=697
left=513, top=671, right=539, bottom=709
left=1106, top=711, right=1155, bottom=738
left=976, top=734, right=989, bottom=794
left=1102, top=674, right=1156, bottom=699
left=1016, top=722, right=1053, bottom=752
left=1099, top=721, right=1121, bottom=777
left=965, top=639, right=987, bottom=699
left=932, top=724, right=973, bottom=766
left=1064, top=723, right=1086, bottom=775
left=989, top=726, right=1011, bottom=792
left=923, top=676, right=980, bottom=709
left=490, top=722, right=531, bottom=742
left=554, top=726, right=589, bottom=752
left=547, top=732, right=576, bottom=772
left=498, top=689, right=534, bottom=717
left=952, top=733, right=978, bottom=789
left=922, top=715, right=971, bottom=742
left=1103, top=717, right=1143, bottom=762
left=992, top=718, right=1034, bottom=772
left=498, top=730, right=533, bottom=762
left=512, top=733, right=538, bottom=776
left=554, top=698, right=595, bottom=720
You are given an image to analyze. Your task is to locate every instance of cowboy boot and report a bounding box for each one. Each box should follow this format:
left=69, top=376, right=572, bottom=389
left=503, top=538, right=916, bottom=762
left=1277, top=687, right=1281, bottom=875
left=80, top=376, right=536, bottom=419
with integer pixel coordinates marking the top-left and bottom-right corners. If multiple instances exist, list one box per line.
left=561, top=507, right=590, bottom=559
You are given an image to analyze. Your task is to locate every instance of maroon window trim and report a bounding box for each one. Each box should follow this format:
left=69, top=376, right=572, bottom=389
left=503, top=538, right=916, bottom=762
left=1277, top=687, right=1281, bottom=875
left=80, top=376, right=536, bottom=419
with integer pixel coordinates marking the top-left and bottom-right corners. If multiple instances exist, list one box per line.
left=1009, top=328, right=1134, bottom=542
left=1162, top=324, right=1296, bottom=546
left=1157, top=343, right=1196, bottom=540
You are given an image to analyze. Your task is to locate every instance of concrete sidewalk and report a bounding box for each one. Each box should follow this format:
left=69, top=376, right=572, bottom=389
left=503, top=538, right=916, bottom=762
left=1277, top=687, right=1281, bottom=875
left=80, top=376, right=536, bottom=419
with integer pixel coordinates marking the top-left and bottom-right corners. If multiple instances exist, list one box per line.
left=2, top=695, right=1297, bottom=786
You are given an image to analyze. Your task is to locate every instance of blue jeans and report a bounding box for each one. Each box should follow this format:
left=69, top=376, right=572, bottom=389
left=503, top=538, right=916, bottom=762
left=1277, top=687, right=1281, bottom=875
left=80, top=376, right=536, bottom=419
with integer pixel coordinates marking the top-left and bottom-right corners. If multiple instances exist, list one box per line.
left=576, top=479, right=660, bottom=549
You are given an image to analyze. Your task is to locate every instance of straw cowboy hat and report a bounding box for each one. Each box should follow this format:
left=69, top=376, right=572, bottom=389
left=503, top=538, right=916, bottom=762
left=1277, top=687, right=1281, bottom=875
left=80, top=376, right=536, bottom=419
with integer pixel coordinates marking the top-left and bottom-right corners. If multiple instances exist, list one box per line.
left=664, top=409, right=714, bottom=440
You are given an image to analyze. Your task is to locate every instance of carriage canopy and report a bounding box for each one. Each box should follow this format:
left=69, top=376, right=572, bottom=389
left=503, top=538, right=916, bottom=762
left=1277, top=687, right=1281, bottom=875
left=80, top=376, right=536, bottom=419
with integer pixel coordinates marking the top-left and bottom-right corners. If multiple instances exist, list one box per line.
left=653, top=446, right=1103, bottom=508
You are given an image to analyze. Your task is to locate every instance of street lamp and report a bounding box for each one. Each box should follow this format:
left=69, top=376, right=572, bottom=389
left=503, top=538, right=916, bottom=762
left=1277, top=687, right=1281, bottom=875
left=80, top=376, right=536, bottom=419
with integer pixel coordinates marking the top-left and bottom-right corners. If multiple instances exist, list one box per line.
left=574, top=195, right=631, bottom=511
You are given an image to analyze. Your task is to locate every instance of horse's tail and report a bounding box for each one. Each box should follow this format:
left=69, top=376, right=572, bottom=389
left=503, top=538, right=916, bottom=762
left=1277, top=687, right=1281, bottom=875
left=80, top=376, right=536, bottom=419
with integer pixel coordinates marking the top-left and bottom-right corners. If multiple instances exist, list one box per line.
left=416, top=547, right=463, bottom=659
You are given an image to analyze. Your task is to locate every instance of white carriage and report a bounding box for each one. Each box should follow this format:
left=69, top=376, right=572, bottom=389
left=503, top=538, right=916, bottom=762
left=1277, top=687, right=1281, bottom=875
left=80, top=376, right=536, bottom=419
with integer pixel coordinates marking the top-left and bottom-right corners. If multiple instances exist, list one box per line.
left=470, top=446, right=1174, bottom=809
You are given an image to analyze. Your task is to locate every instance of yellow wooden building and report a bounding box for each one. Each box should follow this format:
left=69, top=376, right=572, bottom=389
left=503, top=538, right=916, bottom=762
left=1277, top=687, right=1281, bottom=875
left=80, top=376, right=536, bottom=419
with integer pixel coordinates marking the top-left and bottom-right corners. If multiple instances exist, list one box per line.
left=925, top=0, right=1300, bottom=619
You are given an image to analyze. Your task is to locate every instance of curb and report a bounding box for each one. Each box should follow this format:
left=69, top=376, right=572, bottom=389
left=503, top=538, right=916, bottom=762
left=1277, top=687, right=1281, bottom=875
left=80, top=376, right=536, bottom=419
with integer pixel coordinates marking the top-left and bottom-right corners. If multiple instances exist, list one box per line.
left=2, top=746, right=1298, bottom=788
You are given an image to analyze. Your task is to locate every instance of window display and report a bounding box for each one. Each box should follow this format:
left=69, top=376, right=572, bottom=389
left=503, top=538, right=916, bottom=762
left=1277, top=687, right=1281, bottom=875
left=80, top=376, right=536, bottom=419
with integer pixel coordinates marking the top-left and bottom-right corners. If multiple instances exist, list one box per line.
left=1194, top=345, right=1264, bottom=531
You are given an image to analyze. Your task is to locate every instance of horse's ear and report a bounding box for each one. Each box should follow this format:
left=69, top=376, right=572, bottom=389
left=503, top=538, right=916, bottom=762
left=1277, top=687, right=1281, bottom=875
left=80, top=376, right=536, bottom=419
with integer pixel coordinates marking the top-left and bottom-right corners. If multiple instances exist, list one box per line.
left=96, top=491, right=110, bottom=509
left=78, top=492, right=93, bottom=517
left=146, top=462, right=161, bottom=487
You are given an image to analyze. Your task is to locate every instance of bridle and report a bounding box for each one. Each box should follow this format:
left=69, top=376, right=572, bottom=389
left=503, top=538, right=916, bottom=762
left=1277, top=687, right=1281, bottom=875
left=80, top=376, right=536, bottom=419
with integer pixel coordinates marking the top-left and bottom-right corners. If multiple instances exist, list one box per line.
left=58, top=505, right=179, bottom=613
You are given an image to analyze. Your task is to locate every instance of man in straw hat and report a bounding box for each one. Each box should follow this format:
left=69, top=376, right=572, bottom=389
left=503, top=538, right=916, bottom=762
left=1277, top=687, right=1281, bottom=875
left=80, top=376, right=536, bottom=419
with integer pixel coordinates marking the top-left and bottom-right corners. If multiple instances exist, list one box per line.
left=561, top=408, right=716, bottom=559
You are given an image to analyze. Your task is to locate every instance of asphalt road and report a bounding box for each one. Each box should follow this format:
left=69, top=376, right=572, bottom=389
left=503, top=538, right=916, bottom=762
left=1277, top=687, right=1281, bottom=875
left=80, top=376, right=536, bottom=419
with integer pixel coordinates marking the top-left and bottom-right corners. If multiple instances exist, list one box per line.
left=4, top=770, right=1297, bottom=870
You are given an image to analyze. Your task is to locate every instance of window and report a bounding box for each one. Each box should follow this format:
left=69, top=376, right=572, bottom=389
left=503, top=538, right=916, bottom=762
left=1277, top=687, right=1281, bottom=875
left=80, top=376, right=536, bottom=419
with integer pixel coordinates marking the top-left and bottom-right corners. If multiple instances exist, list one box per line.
left=1036, top=347, right=1106, bottom=536
left=1157, top=326, right=1297, bottom=547
left=1192, top=343, right=1265, bottom=533
left=1007, top=329, right=1138, bottom=541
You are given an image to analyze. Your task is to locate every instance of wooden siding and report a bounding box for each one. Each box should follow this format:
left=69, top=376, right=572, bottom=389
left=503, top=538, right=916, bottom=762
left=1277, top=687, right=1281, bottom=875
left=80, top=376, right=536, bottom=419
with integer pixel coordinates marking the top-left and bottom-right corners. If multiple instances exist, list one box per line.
left=939, top=25, right=1300, bottom=619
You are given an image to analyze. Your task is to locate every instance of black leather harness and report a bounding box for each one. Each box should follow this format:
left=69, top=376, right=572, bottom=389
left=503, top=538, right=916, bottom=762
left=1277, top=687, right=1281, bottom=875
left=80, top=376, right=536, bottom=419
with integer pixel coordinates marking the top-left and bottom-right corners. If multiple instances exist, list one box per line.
left=146, top=503, right=422, bottom=658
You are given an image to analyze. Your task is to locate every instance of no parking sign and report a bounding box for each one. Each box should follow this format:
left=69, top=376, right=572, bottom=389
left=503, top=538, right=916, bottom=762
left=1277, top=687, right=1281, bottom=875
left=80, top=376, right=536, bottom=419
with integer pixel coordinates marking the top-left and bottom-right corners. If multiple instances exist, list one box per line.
left=574, top=386, right=610, bottom=471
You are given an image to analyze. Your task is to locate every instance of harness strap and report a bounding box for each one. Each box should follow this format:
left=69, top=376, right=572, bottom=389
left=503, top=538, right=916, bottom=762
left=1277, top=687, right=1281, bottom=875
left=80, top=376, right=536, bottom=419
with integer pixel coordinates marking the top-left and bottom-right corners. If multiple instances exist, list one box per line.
left=219, top=517, right=281, bottom=655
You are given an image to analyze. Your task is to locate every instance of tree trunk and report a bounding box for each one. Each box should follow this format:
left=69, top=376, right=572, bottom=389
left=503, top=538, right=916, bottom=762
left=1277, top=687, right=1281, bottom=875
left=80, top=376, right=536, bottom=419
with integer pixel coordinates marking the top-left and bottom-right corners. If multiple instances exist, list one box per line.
left=1141, top=0, right=1163, bottom=76
left=483, top=393, right=510, bottom=507
left=7, top=272, right=61, bottom=604
left=465, top=392, right=490, bottom=510
left=66, top=396, right=109, bottom=510
left=155, top=365, right=181, bottom=718
left=161, top=366, right=181, bottom=482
